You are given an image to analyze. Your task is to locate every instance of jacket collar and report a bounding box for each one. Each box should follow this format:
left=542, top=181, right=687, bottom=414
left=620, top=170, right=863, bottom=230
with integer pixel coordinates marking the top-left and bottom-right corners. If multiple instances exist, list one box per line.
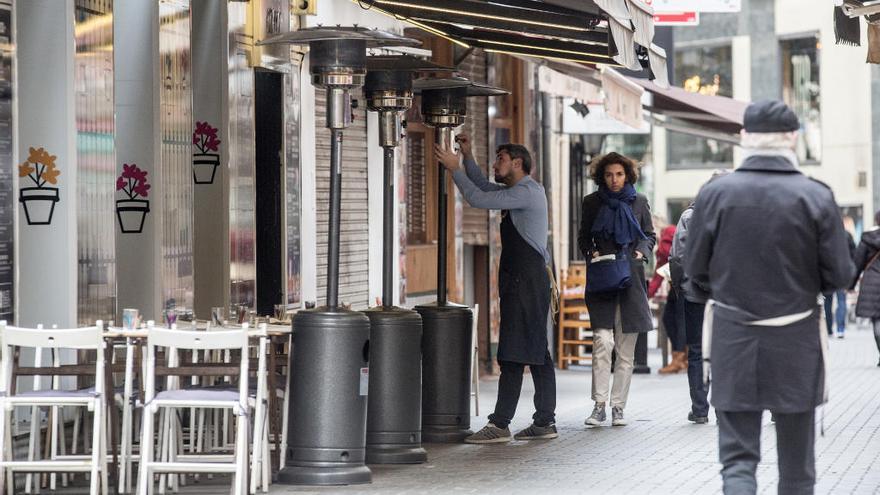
left=737, top=152, right=801, bottom=174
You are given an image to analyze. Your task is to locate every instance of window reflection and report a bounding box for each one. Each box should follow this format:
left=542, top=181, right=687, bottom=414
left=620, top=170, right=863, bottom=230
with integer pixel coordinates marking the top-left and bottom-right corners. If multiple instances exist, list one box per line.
left=781, top=36, right=821, bottom=163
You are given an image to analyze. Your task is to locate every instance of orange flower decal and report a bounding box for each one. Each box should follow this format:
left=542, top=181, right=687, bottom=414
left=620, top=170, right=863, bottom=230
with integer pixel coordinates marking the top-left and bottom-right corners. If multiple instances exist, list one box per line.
left=19, top=146, right=61, bottom=187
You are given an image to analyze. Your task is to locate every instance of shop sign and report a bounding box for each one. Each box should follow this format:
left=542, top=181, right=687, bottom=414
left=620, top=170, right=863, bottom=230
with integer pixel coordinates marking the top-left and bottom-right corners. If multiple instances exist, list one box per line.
left=654, top=12, right=699, bottom=25
left=645, top=0, right=740, bottom=12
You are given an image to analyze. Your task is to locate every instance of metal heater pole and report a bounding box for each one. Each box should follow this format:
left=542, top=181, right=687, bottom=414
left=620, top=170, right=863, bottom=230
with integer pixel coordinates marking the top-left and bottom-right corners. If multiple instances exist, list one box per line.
left=436, top=131, right=447, bottom=305
left=327, top=128, right=343, bottom=309
left=382, top=145, right=395, bottom=307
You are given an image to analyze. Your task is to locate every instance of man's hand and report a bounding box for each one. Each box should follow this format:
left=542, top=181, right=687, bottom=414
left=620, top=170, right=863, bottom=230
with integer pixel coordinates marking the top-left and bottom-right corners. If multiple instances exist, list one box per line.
left=455, top=134, right=473, bottom=159
left=433, top=142, right=460, bottom=172
left=634, top=251, right=644, bottom=260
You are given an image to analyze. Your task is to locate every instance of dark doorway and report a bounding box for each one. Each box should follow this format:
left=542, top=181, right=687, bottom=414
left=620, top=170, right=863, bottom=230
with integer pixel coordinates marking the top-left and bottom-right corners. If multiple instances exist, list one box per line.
left=255, top=69, right=284, bottom=316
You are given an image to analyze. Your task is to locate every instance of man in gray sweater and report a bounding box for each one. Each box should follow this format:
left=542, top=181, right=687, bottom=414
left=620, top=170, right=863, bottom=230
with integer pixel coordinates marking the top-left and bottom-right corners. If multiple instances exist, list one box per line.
left=435, top=134, right=557, bottom=444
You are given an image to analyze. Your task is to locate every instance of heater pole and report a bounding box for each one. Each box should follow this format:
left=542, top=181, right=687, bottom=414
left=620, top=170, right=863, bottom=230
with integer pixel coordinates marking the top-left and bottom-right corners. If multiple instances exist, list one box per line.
left=327, top=127, right=343, bottom=309
left=436, top=131, right=447, bottom=305
left=382, top=145, right=395, bottom=307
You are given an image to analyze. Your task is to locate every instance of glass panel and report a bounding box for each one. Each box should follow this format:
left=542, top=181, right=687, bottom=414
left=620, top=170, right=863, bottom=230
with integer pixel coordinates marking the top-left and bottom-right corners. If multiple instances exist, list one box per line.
left=228, top=48, right=255, bottom=308
left=284, top=62, right=301, bottom=307
left=670, top=44, right=734, bottom=170
left=0, top=1, right=12, bottom=323
left=159, top=0, right=194, bottom=315
left=781, top=36, right=821, bottom=163
left=75, top=0, right=116, bottom=325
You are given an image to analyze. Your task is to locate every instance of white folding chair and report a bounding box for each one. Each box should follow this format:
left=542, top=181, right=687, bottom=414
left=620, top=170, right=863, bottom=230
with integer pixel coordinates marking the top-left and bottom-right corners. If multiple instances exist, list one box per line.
left=471, top=304, right=480, bottom=416
left=137, top=325, right=250, bottom=495
left=0, top=320, right=109, bottom=495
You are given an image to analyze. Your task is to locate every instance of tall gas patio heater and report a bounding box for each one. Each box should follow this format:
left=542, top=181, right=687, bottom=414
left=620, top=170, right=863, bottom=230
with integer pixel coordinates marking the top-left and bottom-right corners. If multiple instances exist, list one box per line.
left=361, top=55, right=453, bottom=464
left=412, top=76, right=508, bottom=443
left=258, top=26, right=420, bottom=485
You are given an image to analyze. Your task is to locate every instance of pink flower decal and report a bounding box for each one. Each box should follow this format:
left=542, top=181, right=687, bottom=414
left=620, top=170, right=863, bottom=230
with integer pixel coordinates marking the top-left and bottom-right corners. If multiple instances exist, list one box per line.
left=117, top=163, right=150, bottom=200
left=193, top=121, right=221, bottom=153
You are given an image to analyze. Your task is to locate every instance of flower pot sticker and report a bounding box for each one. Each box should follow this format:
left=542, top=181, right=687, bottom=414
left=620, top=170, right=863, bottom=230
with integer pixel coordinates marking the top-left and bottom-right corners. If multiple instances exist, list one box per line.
left=116, top=163, right=151, bottom=234
left=116, top=199, right=150, bottom=233
left=18, top=147, right=61, bottom=225
left=192, top=121, right=221, bottom=184
left=20, top=187, right=59, bottom=225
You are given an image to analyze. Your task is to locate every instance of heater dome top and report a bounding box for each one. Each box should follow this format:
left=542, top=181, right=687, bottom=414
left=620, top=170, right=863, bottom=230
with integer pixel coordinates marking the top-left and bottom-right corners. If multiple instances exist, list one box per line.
left=258, top=25, right=421, bottom=48
left=413, top=76, right=509, bottom=97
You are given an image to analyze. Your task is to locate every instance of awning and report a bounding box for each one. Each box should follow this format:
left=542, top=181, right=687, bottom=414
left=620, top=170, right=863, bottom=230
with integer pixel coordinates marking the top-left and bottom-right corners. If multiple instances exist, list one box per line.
left=352, top=0, right=668, bottom=86
left=627, top=75, right=749, bottom=143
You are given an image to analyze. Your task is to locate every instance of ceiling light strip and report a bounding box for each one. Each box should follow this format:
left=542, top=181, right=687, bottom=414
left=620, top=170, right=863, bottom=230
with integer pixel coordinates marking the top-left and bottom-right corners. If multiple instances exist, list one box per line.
left=373, top=0, right=588, bottom=32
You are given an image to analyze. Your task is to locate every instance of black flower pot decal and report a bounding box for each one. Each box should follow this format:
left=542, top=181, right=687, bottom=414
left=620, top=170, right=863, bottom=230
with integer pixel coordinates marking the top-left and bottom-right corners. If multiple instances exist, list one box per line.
left=192, top=121, right=221, bottom=184
left=116, top=163, right=151, bottom=233
left=18, top=147, right=61, bottom=225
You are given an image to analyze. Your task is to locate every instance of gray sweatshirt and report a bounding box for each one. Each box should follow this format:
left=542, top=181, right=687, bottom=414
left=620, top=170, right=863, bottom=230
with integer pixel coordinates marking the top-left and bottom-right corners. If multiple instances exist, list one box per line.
left=452, top=157, right=550, bottom=264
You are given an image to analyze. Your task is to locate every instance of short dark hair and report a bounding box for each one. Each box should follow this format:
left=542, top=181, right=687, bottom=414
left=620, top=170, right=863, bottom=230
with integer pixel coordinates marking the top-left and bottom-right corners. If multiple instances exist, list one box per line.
left=497, top=144, right=532, bottom=174
left=589, top=152, right=639, bottom=187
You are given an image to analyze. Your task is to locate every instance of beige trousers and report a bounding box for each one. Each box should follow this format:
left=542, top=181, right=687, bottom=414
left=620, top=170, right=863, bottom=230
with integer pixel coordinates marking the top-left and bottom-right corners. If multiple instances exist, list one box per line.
left=590, top=307, right=639, bottom=409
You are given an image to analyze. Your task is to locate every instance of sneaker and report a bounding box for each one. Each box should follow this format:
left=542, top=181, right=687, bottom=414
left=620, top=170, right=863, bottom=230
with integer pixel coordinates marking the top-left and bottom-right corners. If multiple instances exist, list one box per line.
left=611, top=407, right=627, bottom=426
left=585, top=403, right=606, bottom=426
left=836, top=331, right=845, bottom=339
left=514, top=423, right=559, bottom=440
left=688, top=412, right=709, bottom=424
left=464, top=423, right=511, bottom=444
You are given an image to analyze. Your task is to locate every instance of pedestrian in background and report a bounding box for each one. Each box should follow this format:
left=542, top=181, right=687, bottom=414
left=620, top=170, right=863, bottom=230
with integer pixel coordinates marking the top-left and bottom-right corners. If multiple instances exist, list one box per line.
left=578, top=152, right=656, bottom=427
left=851, top=209, right=880, bottom=366
left=686, top=100, right=854, bottom=494
left=824, top=220, right=855, bottom=339
left=654, top=221, right=687, bottom=375
left=668, top=170, right=729, bottom=425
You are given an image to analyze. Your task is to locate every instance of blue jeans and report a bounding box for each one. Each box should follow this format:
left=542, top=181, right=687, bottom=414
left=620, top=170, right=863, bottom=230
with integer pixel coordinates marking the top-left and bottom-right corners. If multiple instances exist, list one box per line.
left=823, top=290, right=846, bottom=335
left=662, top=289, right=686, bottom=352
left=684, top=299, right=709, bottom=417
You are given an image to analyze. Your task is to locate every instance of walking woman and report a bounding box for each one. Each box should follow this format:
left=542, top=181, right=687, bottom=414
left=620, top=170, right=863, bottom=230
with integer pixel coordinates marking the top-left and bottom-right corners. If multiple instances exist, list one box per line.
left=578, top=152, right=656, bottom=426
left=852, top=209, right=880, bottom=366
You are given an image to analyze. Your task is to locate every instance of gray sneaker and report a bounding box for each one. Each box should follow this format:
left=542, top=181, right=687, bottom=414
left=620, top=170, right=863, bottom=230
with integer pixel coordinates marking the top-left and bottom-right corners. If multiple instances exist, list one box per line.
left=611, top=407, right=627, bottom=426
left=464, top=423, right=512, bottom=444
left=514, top=423, right=558, bottom=440
left=585, top=403, right=606, bottom=426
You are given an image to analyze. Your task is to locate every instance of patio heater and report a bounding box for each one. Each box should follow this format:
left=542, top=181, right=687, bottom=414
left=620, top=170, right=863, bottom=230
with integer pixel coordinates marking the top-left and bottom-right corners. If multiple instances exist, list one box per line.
left=412, top=76, right=508, bottom=443
left=258, top=26, right=420, bottom=485
left=361, top=55, right=452, bottom=464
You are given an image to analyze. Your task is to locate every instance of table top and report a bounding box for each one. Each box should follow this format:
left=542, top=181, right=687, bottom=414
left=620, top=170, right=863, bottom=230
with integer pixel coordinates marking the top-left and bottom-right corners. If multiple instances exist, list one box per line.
left=103, top=323, right=291, bottom=339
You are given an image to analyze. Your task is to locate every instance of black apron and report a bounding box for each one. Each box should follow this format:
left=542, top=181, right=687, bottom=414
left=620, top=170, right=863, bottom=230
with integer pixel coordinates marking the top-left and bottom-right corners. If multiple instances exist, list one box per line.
left=498, top=211, right=550, bottom=365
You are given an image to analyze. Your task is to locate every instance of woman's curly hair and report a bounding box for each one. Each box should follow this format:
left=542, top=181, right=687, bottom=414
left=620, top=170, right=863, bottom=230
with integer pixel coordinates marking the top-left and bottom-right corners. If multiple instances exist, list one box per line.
left=589, top=152, right=640, bottom=187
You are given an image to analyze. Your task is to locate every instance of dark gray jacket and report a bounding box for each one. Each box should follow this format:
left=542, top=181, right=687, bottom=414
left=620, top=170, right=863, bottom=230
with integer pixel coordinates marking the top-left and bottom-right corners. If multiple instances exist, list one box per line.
left=686, top=154, right=854, bottom=413
left=578, top=191, right=656, bottom=333
left=669, top=206, right=704, bottom=303
left=853, top=229, right=880, bottom=319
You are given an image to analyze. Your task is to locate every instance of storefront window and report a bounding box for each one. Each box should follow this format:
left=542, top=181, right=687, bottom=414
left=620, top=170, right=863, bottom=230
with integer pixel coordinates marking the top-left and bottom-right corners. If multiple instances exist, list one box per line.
left=781, top=36, right=821, bottom=163
left=669, top=45, right=734, bottom=170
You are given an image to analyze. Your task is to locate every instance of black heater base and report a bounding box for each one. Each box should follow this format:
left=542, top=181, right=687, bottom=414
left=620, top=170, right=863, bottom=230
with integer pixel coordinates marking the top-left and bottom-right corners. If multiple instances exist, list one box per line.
left=366, top=444, right=428, bottom=464
left=415, top=302, right=474, bottom=444
left=277, top=464, right=372, bottom=486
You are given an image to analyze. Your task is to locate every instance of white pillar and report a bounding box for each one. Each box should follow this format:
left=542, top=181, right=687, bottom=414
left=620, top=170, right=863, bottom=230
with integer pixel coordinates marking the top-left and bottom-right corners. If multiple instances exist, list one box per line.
left=367, top=111, right=383, bottom=307
left=16, top=1, right=77, bottom=327
left=191, top=0, right=230, bottom=319
left=300, top=56, right=318, bottom=306
left=114, top=0, right=163, bottom=322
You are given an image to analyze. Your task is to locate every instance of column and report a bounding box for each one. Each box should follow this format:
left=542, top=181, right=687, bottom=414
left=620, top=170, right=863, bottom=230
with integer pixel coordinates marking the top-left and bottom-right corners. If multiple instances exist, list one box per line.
left=16, top=1, right=77, bottom=327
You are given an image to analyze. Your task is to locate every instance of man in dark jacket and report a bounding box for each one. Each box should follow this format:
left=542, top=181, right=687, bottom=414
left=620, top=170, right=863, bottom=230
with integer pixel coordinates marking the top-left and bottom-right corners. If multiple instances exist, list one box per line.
left=686, top=100, right=855, bottom=494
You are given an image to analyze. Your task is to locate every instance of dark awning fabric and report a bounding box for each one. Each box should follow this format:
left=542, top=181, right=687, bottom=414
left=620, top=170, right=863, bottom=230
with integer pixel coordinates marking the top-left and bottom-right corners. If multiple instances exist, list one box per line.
left=354, top=0, right=663, bottom=79
left=628, top=76, right=748, bottom=139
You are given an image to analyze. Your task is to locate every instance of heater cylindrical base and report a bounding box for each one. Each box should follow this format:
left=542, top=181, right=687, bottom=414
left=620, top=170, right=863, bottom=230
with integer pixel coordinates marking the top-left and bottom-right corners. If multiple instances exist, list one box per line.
left=278, top=308, right=372, bottom=485
left=364, top=307, right=427, bottom=464
left=415, top=302, right=474, bottom=443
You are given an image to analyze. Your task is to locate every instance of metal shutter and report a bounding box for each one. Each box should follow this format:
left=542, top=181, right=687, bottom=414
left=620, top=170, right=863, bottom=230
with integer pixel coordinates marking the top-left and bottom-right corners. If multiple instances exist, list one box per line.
left=314, top=88, right=370, bottom=309
left=458, top=51, right=489, bottom=246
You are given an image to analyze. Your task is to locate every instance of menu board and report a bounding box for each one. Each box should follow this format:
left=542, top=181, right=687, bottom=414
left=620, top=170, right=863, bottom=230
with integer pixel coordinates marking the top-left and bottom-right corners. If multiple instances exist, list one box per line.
left=0, top=1, right=13, bottom=323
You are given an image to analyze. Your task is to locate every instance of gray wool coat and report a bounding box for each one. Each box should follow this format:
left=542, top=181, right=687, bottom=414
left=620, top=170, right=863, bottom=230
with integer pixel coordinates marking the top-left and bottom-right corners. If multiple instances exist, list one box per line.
left=578, top=192, right=657, bottom=333
left=686, top=154, right=854, bottom=413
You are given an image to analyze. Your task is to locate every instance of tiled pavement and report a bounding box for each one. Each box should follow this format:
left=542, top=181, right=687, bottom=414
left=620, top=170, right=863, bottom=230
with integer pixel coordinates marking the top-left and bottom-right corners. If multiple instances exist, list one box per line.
left=269, top=326, right=880, bottom=495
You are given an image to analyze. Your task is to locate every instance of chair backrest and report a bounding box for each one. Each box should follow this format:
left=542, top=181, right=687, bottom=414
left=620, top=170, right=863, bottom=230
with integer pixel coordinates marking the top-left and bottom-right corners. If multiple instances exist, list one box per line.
left=0, top=321, right=104, bottom=350
left=148, top=325, right=248, bottom=351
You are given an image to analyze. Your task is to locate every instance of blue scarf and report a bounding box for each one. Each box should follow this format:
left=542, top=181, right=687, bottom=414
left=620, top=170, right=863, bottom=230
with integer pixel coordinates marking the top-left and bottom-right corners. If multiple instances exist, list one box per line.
left=591, top=183, right=647, bottom=247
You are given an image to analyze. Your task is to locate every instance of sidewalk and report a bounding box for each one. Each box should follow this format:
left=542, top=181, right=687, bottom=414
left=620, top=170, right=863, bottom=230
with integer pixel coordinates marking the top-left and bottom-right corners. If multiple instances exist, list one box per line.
left=270, top=326, right=880, bottom=494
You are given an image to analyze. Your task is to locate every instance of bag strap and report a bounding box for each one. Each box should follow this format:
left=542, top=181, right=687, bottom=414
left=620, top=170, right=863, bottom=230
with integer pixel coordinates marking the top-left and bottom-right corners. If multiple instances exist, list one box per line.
left=866, top=248, right=880, bottom=272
